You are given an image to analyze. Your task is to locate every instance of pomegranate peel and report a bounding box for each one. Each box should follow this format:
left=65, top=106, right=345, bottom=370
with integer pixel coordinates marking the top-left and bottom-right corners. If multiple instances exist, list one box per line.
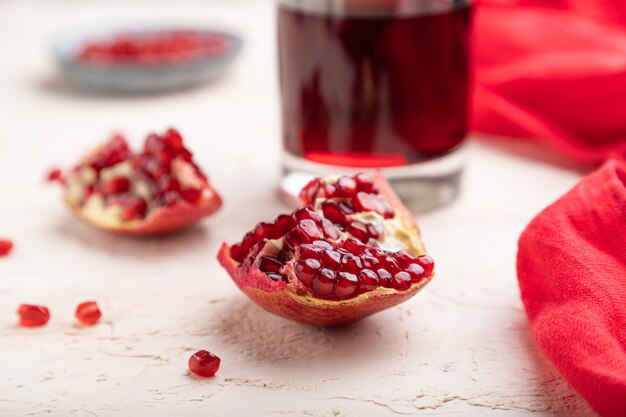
left=218, top=172, right=434, bottom=326
left=56, top=129, right=222, bottom=235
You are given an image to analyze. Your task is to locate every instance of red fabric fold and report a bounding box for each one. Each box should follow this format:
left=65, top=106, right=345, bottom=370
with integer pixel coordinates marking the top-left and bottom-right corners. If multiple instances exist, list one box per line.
left=517, top=159, right=626, bottom=417
left=473, top=0, right=626, bottom=163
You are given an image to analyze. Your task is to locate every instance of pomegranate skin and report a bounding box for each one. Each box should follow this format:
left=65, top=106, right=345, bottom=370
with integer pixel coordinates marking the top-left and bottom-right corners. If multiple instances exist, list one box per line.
left=65, top=186, right=222, bottom=236
left=217, top=172, right=433, bottom=326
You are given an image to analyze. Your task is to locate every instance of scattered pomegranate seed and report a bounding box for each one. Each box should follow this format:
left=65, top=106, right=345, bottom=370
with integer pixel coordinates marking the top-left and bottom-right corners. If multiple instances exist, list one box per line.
left=75, top=301, right=102, bottom=325
left=17, top=304, right=50, bottom=327
left=47, top=168, right=63, bottom=183
left=0, top=239, right=13, bottom=257
left=188, top=350, right=221, bottom=377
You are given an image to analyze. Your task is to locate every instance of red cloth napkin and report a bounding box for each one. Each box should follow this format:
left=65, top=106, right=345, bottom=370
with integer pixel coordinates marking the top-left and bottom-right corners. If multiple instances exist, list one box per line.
left=517, top=160, right=626, bottom=417
left=473, top=0, right=626, bottom=163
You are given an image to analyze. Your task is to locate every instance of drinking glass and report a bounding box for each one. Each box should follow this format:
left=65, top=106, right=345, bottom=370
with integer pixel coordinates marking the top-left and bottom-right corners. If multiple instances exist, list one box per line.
left=277, top=0, right=472, bottom=211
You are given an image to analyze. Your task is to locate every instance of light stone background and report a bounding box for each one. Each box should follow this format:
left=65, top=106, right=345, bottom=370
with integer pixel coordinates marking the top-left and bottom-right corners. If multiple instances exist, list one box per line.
left=0, top=1, right=598, bottom=416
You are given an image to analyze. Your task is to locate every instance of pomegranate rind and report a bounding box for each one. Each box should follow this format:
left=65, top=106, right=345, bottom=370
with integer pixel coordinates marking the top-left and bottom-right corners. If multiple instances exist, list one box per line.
left=65, top=186, right=222, bottom=236
left=217, top=173, right=433, bottom=326
left=218, top=242, right=431, bottom=326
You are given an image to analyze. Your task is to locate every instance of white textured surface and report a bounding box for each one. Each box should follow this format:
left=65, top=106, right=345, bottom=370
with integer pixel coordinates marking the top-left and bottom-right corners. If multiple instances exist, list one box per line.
left=0, top=1, right=598, bottom=416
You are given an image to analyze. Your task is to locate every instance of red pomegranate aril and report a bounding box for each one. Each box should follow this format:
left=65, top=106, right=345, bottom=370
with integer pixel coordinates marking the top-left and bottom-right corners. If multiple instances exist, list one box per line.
left=294, top=207, right=321, bottom=222
left=163, top=128, right=183, bottom=152
left=188, top=350, right=221, bottom=378
left=230, top=243, right=248, bottom=263
left=311, top=268, right=336, bottom=297
left=158, top=176, right=181, bottom=194
left=323, top=183, right=337, bottom=198
left=299, top=243, right=322, bottom=259
left=0, top=239, right=13, bottom=256
left=119, top=197, right=147, bottom=221
left=347, top=221, right=369, bottom=242
left=383, top=256, right=401, bottom=274
left=180, top=188, right=202, bottom=204
left=361, top=254, right=380, bottom=269
left=299, top=179, right=321, bottom=205
left=392, top=271, right=412, bottom=291
left=406, top=263, right=426, bottom=282
left=159, top=191, right=180, bottom=207
left=267, top=272, right=288, bottom=282
left=296, top=219, right=324, bottom=242
left=417, top=255, right=435, bottom=276
left=359, top=269, right=379, bottom=291
left=47, top=168, right=63, bottom=183
left=393, top=250, right=417, bottom=268
left=75, top=301, right=102, bottom=325
left=354, top=173, right=375, bottom=193
left=17, top=304, right=50, bottom=327
left=335, top=271, right=359, bottom=299
left=321, top=201, right=346, bottom=225
left=321, top=250, right=342, bottom=270
left=352, top=192, right=394, bottom=219
left=366, top=222, right=383, bottom=239
left=336, top=176, right=357, bottom=197
left=103, top=176, right=130, bottom=195
left=342, top=237, right=366, bottom=255
left=377, top=268, right=393, bottom=287
left=258, top=256, right=283, bottom=274
left=295, top=258, right=321, bottom=286
left=312, top=240, right=333, bottom=250
left=320, top=218, right=340, bottom=240
left=254, top=222, right=275, bottom=241
left=341, top=254, right=362, bottom=273
left=275, top=214, right=296, bottom=236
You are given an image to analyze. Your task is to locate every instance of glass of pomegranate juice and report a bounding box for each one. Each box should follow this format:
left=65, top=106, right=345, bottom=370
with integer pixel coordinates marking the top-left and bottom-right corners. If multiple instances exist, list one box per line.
left=278, top=0, right=472, bottom=211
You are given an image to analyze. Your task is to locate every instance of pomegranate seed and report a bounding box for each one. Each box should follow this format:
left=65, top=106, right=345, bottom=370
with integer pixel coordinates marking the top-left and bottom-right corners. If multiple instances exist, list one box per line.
left=275, top=214, right=296, bottom=236
left=17, top=304, right=50, bottom=327
left=320, top=218, right=340, bottom=240
left=163, top=129, right=183, bottom=153
left=312, top=240, right=333, bottom=250
left=354, top=173, right=375, bottom=193
left=392, top=271, right=412, bottom=291
left=417, top=255, right=435, bottom=276
left=359, top=269, right=379, bottom=291
left=258, top=256, right=283, bottom=274
left=266, top=272, right=288, bottom=282
left=254, top=222, right=275, bottom=241
left=341, top=254, right=362, bottom=273
left=335, top=272, right=359, bottom=299
left=180, top=188, right=202, bottom=203
left=47, top=168, right=63, bottom=183
left=377, top=268, right=393, bottom=287
left=295, top=258, right=321, bottom=286
left=299, top=243, right=322, bottom=259
left=188, top=350, right=221, bottom=377
left=284, top=231, right=302, bottom=252
left=342, top=237, right=366, bottom=255
left=406, top=263, right=425, bottom=282
left=296, top=219, right=324, bottom=242
left=0, top=239, right=14, bottom=257
left=393, top=250, right=417, bottom=267
left=361, top=254, right=380, bottom=269
left=102, top=176, right=130, bottom=195
left=118, top=197, right=147, bottom=221
left=321, top=250, right=342, bottom=270
left=338, top=201, right=355, bottom=215
left=230, top=243, right=247, bottom=263
left=323, top=183, right=337, bottom=198
left=336, top=176, right=357, bottom=197
left=158, top=176, right=181, bottom=194
left=352, top=192, right=394, bottom=219
left=321, top=201, right=346, bottom=224
left=311, top=268, right=336, bottom=297
left=347, top=221, right=369, bottom=242
left=299, top=179, right=321, bottom=205
left=75, top=301, right=102, bottom=325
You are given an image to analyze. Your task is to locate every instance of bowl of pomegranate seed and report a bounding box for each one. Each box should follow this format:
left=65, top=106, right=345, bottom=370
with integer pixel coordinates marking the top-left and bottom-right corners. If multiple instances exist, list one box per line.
left=53, top=27, right=242, bottom=93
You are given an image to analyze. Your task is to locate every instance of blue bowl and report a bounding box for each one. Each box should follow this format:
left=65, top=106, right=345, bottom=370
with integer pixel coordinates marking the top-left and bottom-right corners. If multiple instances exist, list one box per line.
left=53, top=27, right=242, bottom=93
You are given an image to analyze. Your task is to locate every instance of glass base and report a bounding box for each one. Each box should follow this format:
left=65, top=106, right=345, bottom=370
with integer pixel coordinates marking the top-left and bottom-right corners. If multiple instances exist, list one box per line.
left=279, top=146, right=465, bottom=213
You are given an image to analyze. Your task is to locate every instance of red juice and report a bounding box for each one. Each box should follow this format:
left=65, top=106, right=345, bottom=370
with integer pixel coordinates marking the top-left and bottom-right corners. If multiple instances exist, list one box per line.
left=278, top=1, right=472, bottom=168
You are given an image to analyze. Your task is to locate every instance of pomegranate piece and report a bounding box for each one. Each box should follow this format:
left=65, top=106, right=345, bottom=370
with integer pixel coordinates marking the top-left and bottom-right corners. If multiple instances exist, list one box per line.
left=0, top=239, right=13, bottom=257
left=188, top=350, right=221, bottom=377
left=75, top=301, right=102, bottom=325
left=218, top=172, right=435, bottom=326
left=53, top=129, right=222, bottom=235
left=17, top=304, right=50, bottom=327
left=47, top=168, right=64, bottom=183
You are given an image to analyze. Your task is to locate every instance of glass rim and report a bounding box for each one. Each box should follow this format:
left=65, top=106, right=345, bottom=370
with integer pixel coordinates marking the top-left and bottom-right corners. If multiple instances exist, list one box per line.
left=277, top=0, right=471, bottom=18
